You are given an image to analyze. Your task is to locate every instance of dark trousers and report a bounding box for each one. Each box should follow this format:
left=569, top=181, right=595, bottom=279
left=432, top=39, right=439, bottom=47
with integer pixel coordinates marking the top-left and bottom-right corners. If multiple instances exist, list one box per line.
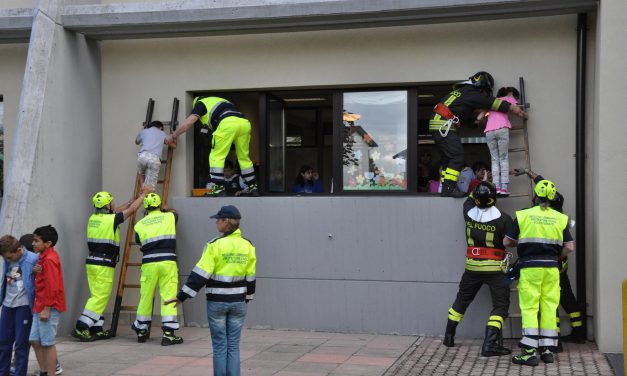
left=451, top=270, right=510, bottom=319
left=557, top=270, right=584, bottom=332
left=432, top=130, right=465, bottom=173
left=0, top=305, right=33, bottom=376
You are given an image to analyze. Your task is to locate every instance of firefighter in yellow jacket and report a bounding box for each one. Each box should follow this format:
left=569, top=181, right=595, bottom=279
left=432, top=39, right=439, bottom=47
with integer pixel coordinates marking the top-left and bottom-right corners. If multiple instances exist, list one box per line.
left=131, top=193, right=183, bottom=346
left=505, top=180, right=575, bottom=366
left=73, top=186, right=150, bottom=342
left=166, top=205, right=256, bottom=376
left=166, top=96, right=258, bottom=196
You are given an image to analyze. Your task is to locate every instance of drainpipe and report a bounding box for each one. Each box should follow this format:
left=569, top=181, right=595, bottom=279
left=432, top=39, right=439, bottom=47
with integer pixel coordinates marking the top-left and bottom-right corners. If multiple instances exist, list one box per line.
left=575, top=13, right=587, bottom=335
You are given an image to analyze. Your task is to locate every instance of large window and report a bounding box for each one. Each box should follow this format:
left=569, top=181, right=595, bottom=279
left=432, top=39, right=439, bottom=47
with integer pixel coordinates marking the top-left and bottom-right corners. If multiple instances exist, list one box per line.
left=342, top=91, right=407, bottom=191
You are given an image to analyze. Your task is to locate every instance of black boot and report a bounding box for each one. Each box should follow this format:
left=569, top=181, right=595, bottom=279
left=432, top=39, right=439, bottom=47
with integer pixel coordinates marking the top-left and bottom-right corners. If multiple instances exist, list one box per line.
left=481, top=327, right=511, bottom=356
left=440, top=180, right=467, bottom=198
left=443, top=319, right=458, bottom=347
left=562, top=326, right=586, bottom=343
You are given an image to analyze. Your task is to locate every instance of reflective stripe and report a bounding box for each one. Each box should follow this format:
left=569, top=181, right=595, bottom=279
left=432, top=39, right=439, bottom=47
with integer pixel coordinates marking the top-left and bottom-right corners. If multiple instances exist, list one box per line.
left=210, top=167, right=224, bottom=173
left=487, top=320, right=502, bottom=329
left=162, top=315, right=178, bottom=323
left=246, top=275, right=256, bottom=282
left=78, top=316, right=94, bottom=326
left=464, top=258, right=502, bottom=272
left=466, top=228, right=474, bottom=246
left=192, top=266, right=211, bottom=279
left=81, top=309, right=100, bottom=321
left=141, top=235, right=176, bottom=246
left=212, top=274, right=245, bottom=283
left=181, top=285, right=197, bottom=298
left=520, top=336, right=538, bottom=348
left=491, top=98, right=503, bottom=111
left=205, top=287, right=247, bottom=295
left=241, top=167, right=255, bottom=175
left=571, top=321, right=583, bottom=327
left=518, top=238, right=563, bottom=246
left=489, top=315, right=504, bottom=324
left=163, top=322, right=180, bottom=330
left=539, top=338, right=558, bottom=347
left=87, top=238, right=120, bottom=246
left=448, top=308, right=463, bottom=322
left=246, top=294, right=254, bottom=300
left=87, top=255, right=115, bottom=263
left=540, top=329, right=558, bottom=337
left=485, top=232, right=494, bottom=248
left=136, top=315, right=152, bottom=322
left=133, top=320, right=149, bottom=330
left=94, top=318, right=104, bottom=327
left=522, top=328, right=539, bottom=336
left=142, top=252, right=176, bottom=259
left=569, top=312, right=582, bottom=319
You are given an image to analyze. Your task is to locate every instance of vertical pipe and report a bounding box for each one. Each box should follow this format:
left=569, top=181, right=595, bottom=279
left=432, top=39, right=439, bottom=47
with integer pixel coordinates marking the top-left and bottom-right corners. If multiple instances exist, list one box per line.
left=575, top=13, right=587, bottom=336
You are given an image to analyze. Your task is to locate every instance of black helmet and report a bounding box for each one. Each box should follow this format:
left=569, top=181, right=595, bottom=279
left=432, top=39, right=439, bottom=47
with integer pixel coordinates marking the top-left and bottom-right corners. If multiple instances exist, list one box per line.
left=469, top=71, right=494, bottom=94
left=472, top=181, right=497, bottom=209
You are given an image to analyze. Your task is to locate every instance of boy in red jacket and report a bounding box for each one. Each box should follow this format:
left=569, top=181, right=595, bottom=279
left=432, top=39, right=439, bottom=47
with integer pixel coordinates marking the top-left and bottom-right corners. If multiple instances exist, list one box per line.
left=29, top=225, right=66, bottom=376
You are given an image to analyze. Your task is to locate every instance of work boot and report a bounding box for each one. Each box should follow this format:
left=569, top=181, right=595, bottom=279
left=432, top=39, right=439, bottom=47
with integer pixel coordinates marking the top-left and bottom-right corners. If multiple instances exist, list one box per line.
left=443, top=319, right=458, bottom=347
left=247, top=183, right=259, bottom=197
left=512, top=348, right=539, bottom=366
left=440, top=180, right=467, bottom=198
left=540, top=347, right=554, bottom=363
left=205, top=183, right=226, bottom=197
left=71, top=328, right=95, bottom=342
left=161, top=331, right=184, bottom=346
left=481, top=327, right=511, bottom=356
left=555, top=338, right=564, bottom=353
left=92, top=329, right=113, bottom=340
left=132, top=323, right=150, bottom=343
left=561, top=326, right=586, bottom=343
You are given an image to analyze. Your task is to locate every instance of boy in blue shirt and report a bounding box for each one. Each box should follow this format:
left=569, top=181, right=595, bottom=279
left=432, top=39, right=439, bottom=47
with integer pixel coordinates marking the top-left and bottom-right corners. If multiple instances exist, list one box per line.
left=0, top=235, right=38, bottom=376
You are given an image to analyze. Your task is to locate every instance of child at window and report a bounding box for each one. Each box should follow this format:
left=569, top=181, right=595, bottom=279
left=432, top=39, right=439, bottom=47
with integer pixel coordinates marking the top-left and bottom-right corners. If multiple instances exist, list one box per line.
left=292, top=165, right=324, bottom=194
left=29, top=225, right=66, bottom=376
left=484, top=87, right=520, bottom=197
left=135, top=121, right=177, bottom=189
left=222, top=160, right=249, bottom=196
left=0, top=235, right=38, bottom=376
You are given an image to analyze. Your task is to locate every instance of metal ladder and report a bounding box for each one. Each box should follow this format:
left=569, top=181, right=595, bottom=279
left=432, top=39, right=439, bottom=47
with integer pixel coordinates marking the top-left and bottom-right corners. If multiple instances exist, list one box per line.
left=110, top=97, right=179, bottom=337
left=506, top=76, right=533, bottom=198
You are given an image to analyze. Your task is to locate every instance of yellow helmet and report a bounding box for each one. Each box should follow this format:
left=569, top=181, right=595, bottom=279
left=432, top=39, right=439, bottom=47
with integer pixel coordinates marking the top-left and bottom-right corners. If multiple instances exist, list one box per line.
left=534, top=179, right=557, bottom=201
left=92, top=191, right=113, bottom=209
left=143, top=193, right=161, bottom=209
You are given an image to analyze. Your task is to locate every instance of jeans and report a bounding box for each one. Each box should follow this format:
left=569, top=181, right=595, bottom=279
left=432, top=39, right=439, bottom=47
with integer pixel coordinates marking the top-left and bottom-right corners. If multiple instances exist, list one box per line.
left=0, top=305, right=32, bottom=376
left=29, top=308, right=60, bottom=346
left=207, top=301, right=246, bottom=376
left=486, top=128, right=510, bottom=188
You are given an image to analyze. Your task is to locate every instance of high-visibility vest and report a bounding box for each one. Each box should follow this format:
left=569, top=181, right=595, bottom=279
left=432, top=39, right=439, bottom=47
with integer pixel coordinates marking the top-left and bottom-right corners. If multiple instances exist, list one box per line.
left=134, top=210, right=177, bottom=264
left=86, top=213, right=121, bottom=266
left=196, top=97, right=246, bottom=131
left=516, top=205, right=569, bottom=260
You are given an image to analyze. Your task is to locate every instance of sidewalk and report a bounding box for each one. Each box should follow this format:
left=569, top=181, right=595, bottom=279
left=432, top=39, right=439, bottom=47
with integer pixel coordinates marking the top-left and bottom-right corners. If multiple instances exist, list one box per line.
left=28, top=327, right=615, bottom=376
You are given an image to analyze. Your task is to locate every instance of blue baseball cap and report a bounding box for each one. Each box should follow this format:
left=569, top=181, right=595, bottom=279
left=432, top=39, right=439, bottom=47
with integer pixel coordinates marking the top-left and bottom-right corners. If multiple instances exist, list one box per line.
left=210, top=205, right=241, bottom=219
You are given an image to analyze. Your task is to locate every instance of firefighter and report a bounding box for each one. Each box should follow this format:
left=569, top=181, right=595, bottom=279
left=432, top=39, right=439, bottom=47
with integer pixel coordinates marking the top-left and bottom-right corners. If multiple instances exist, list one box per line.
left=429, top=71, right=527, bottom=197
left=166, top=96, right=258, bottom=196
left=505, top=179, right=575, bottom=366
left=72, top=186, right=150, bottom=342
left=131, top=193, right=183, bottom=346
left=516, top=168, right=586, bottom=346
left=443, top=180, right=513, bottom=357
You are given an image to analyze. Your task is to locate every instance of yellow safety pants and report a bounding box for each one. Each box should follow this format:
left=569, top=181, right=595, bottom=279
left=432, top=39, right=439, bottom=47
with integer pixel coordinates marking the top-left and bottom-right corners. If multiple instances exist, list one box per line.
left=209, top=117, right=256, bottom=186
left=134, top=261, right=179, bottom=331
left=518, top=267, right=560, bottom=349
left=77, top=264, right=115, bottom=330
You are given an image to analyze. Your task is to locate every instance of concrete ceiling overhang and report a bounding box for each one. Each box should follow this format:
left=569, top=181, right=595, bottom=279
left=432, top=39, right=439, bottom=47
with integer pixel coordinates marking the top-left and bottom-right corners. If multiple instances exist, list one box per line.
left=0, top=8, right=34, bottom=43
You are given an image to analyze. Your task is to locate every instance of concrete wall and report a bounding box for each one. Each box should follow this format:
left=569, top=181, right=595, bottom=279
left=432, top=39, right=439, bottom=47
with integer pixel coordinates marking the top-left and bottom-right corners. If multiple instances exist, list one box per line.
left=0, top=43, right=28, bottom=159
left=594, top=0, right=627, bottom=354
left=0, top=1, right=35, bottom=9
left=173, top=196, right=525, bottom=337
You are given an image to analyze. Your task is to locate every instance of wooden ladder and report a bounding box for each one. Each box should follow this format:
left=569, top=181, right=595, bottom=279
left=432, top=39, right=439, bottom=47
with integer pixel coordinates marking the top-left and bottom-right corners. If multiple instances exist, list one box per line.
left=506, top=76, right=533, bottom=198
left=110, top=97, right=179, bottom=337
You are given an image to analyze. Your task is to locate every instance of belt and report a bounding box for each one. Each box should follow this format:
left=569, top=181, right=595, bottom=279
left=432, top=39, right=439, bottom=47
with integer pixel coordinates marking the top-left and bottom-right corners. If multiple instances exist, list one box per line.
left=466, top=246, right=506, bottom=260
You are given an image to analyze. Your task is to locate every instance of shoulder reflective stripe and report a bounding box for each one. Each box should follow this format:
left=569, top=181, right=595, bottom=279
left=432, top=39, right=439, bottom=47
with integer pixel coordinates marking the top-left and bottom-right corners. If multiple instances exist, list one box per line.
left=192, top=266, right=212, bottom=279
left=205, top=287, right=247, bottom=295
left=246, top=275, right=256, bottom=282
left=141, top=235, right=176, bottom=246
left=87, top=238, right=120, bottom=246
left=211, top=274, right=246, bottom=283
left=142, top=252, right=176, bottom=259
left=182, top=285, right=197, bottom=297
left=518, top=238, right=563, bottom=245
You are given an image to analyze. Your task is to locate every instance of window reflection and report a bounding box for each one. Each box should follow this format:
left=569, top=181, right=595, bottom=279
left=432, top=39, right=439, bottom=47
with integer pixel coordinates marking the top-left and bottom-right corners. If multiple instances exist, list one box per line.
left=342, top=91, right=408, bottom=191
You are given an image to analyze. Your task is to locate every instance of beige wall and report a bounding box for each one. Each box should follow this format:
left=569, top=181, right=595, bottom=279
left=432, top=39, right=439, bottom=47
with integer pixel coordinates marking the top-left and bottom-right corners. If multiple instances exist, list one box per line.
left=0, top=0, right=35, bottom=8
left=0, top=43, right=28, bottom=164
left=594, top=0, right=627, bottom=354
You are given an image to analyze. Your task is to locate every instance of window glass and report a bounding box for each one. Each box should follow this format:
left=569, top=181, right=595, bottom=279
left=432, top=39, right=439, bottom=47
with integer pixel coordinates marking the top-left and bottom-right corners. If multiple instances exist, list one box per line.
left=342, top=91, right=407, bottom=191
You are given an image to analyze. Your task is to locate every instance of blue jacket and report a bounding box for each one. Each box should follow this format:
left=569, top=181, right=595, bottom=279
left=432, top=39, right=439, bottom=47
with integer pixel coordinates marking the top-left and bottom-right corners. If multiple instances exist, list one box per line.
left=1, top=250, right=38, bottom=309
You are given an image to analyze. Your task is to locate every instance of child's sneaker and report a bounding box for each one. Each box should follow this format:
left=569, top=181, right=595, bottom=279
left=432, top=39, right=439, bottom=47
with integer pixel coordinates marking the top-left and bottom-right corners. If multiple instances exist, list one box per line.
left=161, top=331, right=184, bottom=346
left=56, top=361, right=63, bottom=375
left=497, top=188, right=510, bottom=197
left=71, top=328, right=95, bottom=342
left=512, top=348, right=539, bottom=366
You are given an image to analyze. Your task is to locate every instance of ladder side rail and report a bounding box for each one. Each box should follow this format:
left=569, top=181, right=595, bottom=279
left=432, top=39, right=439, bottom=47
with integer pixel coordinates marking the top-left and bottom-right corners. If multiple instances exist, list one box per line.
left=519, top=77, right=533, bottom=195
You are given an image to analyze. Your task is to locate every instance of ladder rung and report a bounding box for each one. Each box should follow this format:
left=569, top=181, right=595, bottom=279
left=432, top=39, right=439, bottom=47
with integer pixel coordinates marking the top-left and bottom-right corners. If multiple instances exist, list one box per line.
left=157, top=179, right=165, bottom=184
left=510, top=126, right=526, bottom=131
left=505, top=193, right=530, bottom=198
left=120, top=305, right=137, bottom=311
left=509, top=313, right=522, bottom=318
left=127, top=262, right=142, bottom=267
left=509, top=147, right=527, bottom=152
left=124, top=284, right=141, bottom=289
left=161, top=159, right=167, bottom=164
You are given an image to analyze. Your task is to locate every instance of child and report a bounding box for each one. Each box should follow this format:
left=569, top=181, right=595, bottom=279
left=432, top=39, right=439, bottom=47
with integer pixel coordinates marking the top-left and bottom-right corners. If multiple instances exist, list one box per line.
left=0, top=235, right=38, bottom=376
left=29, top=225, right=66, bottom=376
left=484, top=87, right=520, bottom=197
left=222, top=160, right=248, bottom=196
left=135, top=120, right=177, bottom=189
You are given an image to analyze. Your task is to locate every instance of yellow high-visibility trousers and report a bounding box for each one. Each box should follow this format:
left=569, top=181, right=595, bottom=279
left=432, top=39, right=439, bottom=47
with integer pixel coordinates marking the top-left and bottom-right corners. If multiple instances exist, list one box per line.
left=134, top=261, right=179, bottom=331
left=77, top=264, right=115, bottom=330
left=209, top=117, right=256, bottom=185
left=518, top=267, right=560, bottom=349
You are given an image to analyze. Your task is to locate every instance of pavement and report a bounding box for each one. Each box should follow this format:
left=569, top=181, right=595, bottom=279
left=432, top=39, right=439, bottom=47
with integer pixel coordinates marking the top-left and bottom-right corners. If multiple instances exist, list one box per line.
left=23, top=327, right=617, bottom=376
